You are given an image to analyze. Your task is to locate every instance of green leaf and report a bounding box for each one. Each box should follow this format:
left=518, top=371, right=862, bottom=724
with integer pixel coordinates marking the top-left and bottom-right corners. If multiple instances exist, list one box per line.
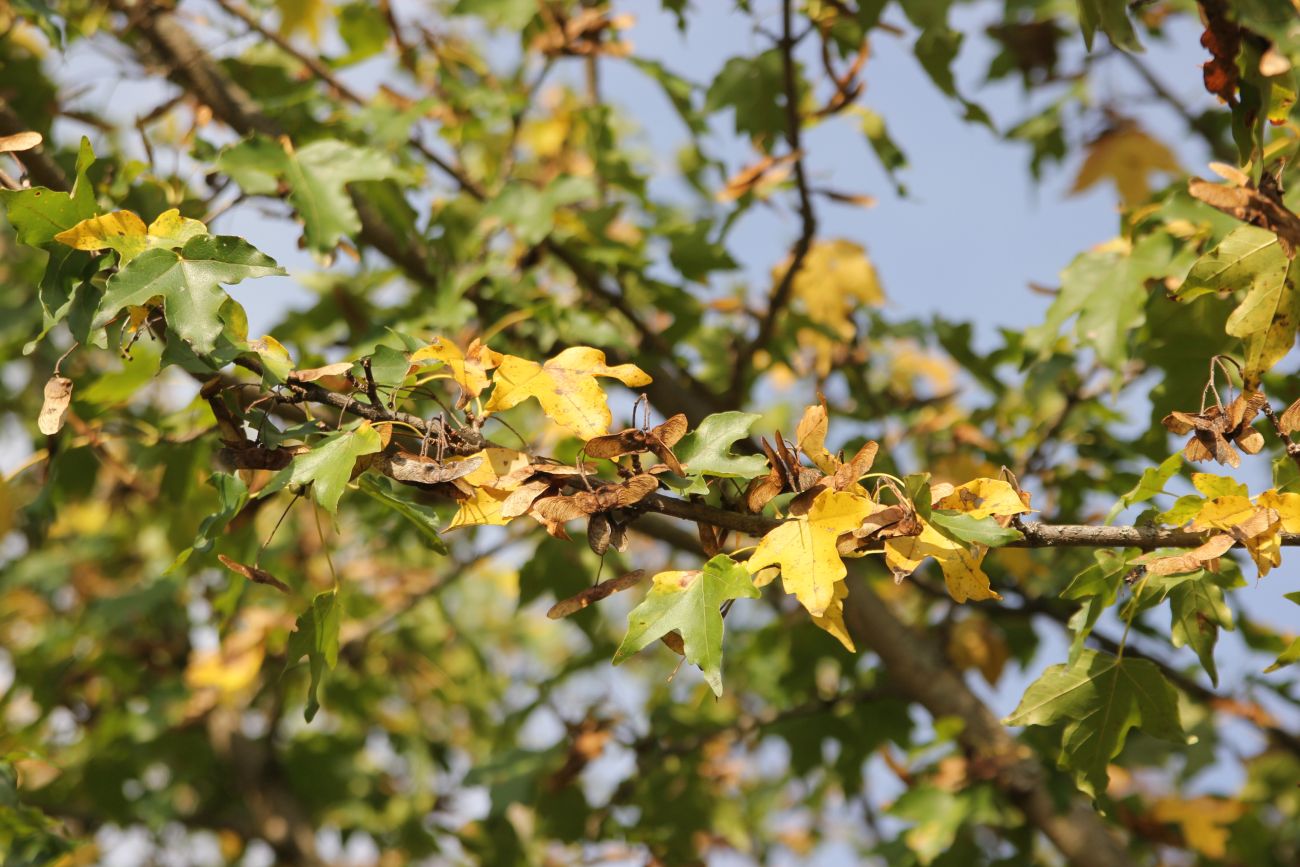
left=1264, top=637, right=1300, bottom=673
left=630, top=58, right=707, bottom=136
left=1155, top=494, right=1205, bottom=526
left=705, top=50, right=793, bottom=142
left=216, top=136, right=403, bottom=254
left=337, top=2, right=389, bottom=64
left=903, top=472, right=932, bottom=520
left=1062, top=550, right=1130, bottom=662
left=613, top=554, right=760, bottom=696
left=1025, top=233, right=1175, bottom=370
left=194, top=473, right=250, bottom=552
left=451, top=0, right=536, bottom=29
left=1076, top=0, right=1142, bottom=53
left=1166, top=572, right=1233, bottom=686
left=0, top=137, right=96, bottom=247
left=94, top=234, right=284, bottom=355
left=928, top=510, right=1023, bottom=547
left=285, top=589, right=341, bottom=722
left=1107, top=453, right=1181, bottom=523
left=1177, top=227, right=1300, bottom=384
left=281, top=421, right=384, bottom=513
left=482, top=176, right=596, bottom=246
left=358, top=474, right=449, bottom=553
left=1004, top=649, right=1184, bottom=797
left=855, top=106, right=908, bottom=195
left=1264, top=593, right=1300, bottom=672
left=670, top=412, right=769, bottom=489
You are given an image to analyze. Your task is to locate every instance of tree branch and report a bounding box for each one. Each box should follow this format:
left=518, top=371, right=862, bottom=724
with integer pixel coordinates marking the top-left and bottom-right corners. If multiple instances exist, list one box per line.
left=842, top=576, right=1136, bottom=867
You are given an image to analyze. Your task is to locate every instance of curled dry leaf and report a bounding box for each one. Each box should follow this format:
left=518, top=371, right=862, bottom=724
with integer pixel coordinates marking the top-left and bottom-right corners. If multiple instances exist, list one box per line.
left=37, top=376, right=73, bottom=435
left=533, top=473, right=659, bottom=523
left=217, top=554, right=291, bottom=593
left=0, top=131, right=43, bottom=153
left=500, top=479, right=554, bottom=519
left=1187, top=175, right=1300, bottom=256
left=584, top=413, right=688, bottom=474
left=1139, top=533, right=1235, bottom=576
left=547, top=570, right=646, bottom=619
left=1278, top=397, right=1300, bottom=436
left=1162, top=390, right=1265, bottom=468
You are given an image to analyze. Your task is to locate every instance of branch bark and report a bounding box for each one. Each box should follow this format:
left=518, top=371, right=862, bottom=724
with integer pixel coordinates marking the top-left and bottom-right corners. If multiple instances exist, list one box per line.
left=843, top=576, right=1136, bottom=867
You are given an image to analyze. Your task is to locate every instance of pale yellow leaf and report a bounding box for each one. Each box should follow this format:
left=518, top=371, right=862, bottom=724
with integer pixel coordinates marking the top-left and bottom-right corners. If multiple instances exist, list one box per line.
left=747, top=489, right=876, bottom=617
left=484, top=346, right=652, bottom=440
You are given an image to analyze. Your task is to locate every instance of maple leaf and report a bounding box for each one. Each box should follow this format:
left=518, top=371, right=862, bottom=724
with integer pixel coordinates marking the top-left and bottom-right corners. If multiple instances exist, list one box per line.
left=747, top=489, right=876, bottom=618
left=613, top=554, right=759, bottom=696
left=1151, top=797, right=1246, bottom=859
left=0, top=136, right=96, bottom=246
left=277, top=421, right=384, bottom=513
left=933, top=478, right=1031, bottom=520
left=811, top=579, right=855, bottom=652
left=216, top=135, right=403, bottom=255
left=1004, top=649, right=1184, bottom=798
left=54, top=208, right=207, bottom=264
left=1176, top=227, right=1300, bottom=385
left=409, top=337, right=497, bottom=404
left=484, top=347, right=652, bottom=441
left=884, top=520, right=1002, bottom=603
left=1070, top=125, right=1180, bottom=207
left=93, top=234, right=285, bottom=355
left=773, top=239, right=885, bottom=376
left=446, top=448, right=533, bottom=529
left=1189, top=494, right=1282, bottom=576
left=795, top=403, right=838, bottom=475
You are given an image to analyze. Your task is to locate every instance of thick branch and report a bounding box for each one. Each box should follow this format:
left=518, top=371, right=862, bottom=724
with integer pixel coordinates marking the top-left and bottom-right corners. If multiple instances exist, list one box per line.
left=843, top=577, right=1136, bottom=867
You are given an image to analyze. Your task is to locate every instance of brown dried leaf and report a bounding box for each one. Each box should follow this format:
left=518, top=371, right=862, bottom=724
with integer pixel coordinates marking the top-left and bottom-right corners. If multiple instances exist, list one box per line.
left=217, top=554, right=291, bottom=593
left=1278, top=397, right=1300, bottom=435
left=500, top=479, right=554, bottom=519
left=37, top=376, right=73, bottom=435
left=716, top=152, right=799, bottom=203
left=1139, top=533, right=1235, bottom=576
left=547, top=570, right=647, bottom=619
left=382, top=451, right=484, bottom=484
left=289, top=361, right=354, bottom=382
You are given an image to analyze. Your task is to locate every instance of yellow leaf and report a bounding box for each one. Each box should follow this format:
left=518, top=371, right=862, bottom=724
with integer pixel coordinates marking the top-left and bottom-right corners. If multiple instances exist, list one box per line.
left=448, top=485, right=513, bottom=529
left=275, top=0, right=327, bottom=42
left=1151, top=796, right=1247, bottom=858
left=146, top=208, right=207, bottom=247
left=410, top=336, right=497, bottom=399
left=446, top=448, right=532, bottom=528
left=1191, top=495, right=1283, bottom=576
left=747, top=489, right=875, bottom=617
left=53, top=207, right=208, bottom=263
left=55, top=210, right=148, bottom=261
left=811, top=579, right=855, bottom=652
left=455, top=447, right=531, bottom=489
left=184, top=621, right=268, bottom=698
left=795, top=402, right=838, bottom=474
left=773, top=239, right=884, bottom=376
left=884, top=520, right=1002, bottom=603
left=934, top=478, right=1031, bottom=519
left=947, top=615, right=1010, bottom=684
left=1071, top=126, right=1181, bottom=207
left=483, top=346, right=652, bottom=440
left=1255, top=489, right=1300, bottom=533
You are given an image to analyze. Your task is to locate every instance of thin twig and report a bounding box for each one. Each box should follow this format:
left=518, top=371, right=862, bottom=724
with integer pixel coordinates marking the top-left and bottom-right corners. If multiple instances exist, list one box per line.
left=730, top=0, right=818, bottom=401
